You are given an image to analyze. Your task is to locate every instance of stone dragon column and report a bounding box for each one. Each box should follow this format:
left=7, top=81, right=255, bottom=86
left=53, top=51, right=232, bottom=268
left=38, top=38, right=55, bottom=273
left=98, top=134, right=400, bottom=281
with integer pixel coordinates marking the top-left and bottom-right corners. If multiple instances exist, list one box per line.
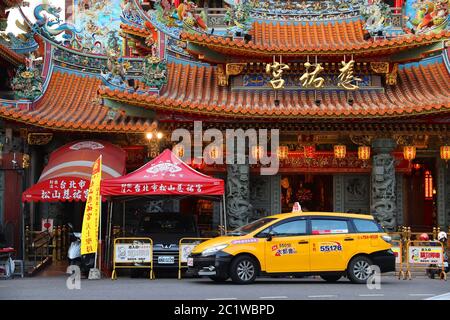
left=226, top=161, right=253, bottom=229
left=371, top=138, right=397, bottom=231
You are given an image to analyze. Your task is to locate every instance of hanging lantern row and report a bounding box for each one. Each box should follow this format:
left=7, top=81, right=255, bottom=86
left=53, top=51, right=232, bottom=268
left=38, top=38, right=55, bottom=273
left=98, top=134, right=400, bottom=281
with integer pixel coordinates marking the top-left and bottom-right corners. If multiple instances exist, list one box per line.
left=334, top=144, right=347, bottom=159
left=277, top=146, right=289, bottom=160
left=172, top=144, right=184, bottom=158
left=357, top=145, right=371, bottom=161
left=440, top=145, right=450, bottom=161
left=251, top=145, right=264, bottom=160
left=403, top=145, right=416, bottom=161
left=304, top=145, right=316, bottom=158
left=208, top=146, right=222, bottom=161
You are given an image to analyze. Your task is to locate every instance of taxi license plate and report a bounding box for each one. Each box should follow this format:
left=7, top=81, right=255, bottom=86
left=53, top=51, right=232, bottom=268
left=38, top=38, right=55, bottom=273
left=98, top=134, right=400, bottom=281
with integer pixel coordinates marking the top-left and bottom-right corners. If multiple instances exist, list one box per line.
left=158, top=256, right=175, bottom=264
left=187, top=258, right=193, bottom=267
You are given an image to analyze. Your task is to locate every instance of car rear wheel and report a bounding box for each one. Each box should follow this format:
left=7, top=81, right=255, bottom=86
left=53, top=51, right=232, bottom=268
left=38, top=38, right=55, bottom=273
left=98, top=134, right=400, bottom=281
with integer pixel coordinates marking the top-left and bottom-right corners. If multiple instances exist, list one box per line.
left=209, top=275, right=229, bottom=282
left=320, top=275, right=341, bottom=282
left=230, top=255, right=258, bottom=284
left=347, top=256, right=373, bottom=284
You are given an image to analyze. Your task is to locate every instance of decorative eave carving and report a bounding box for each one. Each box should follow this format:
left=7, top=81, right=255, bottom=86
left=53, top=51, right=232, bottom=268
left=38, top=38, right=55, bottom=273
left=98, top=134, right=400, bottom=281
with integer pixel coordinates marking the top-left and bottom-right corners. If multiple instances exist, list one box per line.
left=27, top=133, right=53, bottom=146
left=217, top=63, right=247, bottom=86
left=386, top=63, right=398, bottom=86
left=370, top=62, right=390, bottom=74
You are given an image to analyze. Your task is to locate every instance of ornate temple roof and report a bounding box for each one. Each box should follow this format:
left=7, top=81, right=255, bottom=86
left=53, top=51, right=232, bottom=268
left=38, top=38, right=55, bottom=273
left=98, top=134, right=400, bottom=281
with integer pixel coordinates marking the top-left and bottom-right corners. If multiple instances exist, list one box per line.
left=0, top=43, right=25, bottom=65
left=97, top=57, right=450, bottom=119
left=120, top=23, right=151, bottom=38
left=0, top=70, right=158, bottom=132
left=181, top=20, right=450, bottom=58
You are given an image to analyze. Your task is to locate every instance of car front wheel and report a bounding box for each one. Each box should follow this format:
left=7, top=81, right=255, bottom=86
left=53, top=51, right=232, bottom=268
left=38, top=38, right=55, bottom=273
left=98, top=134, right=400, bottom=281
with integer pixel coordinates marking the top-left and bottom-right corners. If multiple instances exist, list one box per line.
left=230, top=255, right=258, bottom=284
left=347, top=256, right=373, bottom=284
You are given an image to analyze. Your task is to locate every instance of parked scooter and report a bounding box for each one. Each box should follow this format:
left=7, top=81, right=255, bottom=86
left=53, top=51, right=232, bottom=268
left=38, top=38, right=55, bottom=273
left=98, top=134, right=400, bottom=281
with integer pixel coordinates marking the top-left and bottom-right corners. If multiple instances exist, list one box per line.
left=426, top=231, right=449, bottom=279
left=67, top=223, right=95, bottom=276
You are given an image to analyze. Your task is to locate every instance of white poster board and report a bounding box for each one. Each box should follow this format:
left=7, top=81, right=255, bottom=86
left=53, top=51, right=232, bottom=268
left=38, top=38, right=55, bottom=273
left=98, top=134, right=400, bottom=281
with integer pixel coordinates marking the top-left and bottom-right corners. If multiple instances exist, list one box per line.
left=180, top=244, right=197, bottom=263
left=408, top=246, right=443, bottom=264
left=115, top=242, right=152, bottom=263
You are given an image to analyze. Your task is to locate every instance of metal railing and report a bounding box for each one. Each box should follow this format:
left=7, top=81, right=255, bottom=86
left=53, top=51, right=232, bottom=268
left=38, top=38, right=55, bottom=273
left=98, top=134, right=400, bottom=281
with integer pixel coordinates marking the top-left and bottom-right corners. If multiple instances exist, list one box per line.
left=25, top=228, right=52, bottom=273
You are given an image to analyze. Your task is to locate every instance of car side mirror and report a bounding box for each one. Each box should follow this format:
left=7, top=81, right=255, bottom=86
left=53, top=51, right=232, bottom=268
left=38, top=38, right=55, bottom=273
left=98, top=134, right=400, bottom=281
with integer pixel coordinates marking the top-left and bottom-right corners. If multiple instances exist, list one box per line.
left=267, top=232, right=274, bottom=242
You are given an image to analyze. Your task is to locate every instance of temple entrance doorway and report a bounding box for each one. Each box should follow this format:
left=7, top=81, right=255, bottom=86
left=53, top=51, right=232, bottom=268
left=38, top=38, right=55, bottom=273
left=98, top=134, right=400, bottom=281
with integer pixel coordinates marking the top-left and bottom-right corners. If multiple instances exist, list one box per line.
left=280, top=174, right=333, bottom=213
left=403, top=157, right=437, bottom=231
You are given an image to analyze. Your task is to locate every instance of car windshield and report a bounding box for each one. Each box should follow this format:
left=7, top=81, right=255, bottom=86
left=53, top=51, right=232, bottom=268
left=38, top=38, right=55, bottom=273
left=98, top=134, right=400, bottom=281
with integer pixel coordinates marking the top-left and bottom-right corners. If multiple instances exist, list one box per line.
left=229, top=218, right=276, bottom=236
left=139, top=215, right=196, bottom=233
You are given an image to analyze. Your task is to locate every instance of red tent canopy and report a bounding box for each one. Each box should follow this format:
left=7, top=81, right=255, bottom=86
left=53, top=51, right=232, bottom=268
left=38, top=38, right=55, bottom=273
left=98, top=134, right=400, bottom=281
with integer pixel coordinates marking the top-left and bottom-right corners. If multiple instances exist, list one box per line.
left=101, top=149, right=224, bottom=196
left=23, top=140, right=126, bottom=202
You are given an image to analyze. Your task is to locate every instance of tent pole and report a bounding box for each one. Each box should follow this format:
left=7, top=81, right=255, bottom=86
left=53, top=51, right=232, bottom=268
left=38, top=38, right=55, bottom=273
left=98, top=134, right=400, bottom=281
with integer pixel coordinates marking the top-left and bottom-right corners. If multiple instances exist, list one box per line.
left=95, top=198, right=102, bottom=272
left=105, top=200, right=113, bottom=273
left=222, top=194, right=227, bottom=235
left=122, top=202, right=126, bottom=237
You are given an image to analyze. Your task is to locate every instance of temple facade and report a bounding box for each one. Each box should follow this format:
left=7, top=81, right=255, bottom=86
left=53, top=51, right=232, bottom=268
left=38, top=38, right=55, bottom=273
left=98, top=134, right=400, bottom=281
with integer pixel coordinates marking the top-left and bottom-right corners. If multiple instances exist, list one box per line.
left=1, top=0, right=450, bottom=252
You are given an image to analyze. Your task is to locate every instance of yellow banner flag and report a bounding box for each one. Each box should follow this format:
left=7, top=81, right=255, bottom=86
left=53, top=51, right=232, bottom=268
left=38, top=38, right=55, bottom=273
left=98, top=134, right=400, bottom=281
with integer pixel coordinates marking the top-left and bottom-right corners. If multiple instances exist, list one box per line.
left=81, top=155, right=102, bottom=255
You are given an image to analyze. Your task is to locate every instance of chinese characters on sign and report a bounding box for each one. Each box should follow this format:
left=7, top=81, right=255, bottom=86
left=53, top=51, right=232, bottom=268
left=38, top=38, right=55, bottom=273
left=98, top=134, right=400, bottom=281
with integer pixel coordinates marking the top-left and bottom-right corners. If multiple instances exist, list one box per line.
left=408, top=246, right=443, bottom=264
left=119, top=183, right=204, bottom=194
left=81, top=156, right=102, bottom=255
left=40, top=179, right=89, bottom=201
left=265, top=56, right=290, bottom=89
left=337, top=59, right=361, bottom=90
left=265, top=56, right=361, bottom=91
left=300, top=61, right=324, bottom=88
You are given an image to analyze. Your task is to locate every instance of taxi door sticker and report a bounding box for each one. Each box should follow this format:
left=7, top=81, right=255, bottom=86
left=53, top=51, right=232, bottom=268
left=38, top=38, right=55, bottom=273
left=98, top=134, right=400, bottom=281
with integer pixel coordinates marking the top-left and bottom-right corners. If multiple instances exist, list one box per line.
left=319, top=242, right=343, bottom=252
left=272, top=243, right=297, bottom=256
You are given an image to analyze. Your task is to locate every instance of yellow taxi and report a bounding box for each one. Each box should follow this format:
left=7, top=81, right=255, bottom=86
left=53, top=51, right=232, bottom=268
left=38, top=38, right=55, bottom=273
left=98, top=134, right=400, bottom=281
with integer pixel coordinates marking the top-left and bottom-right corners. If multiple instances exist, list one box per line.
left=187, top=212, right=395, bottom=284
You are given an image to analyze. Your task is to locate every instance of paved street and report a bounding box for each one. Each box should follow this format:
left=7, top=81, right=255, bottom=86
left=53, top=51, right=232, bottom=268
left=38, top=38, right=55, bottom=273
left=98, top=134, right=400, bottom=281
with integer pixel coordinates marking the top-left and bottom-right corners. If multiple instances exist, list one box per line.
left=1, top=273, right=449, bottom=300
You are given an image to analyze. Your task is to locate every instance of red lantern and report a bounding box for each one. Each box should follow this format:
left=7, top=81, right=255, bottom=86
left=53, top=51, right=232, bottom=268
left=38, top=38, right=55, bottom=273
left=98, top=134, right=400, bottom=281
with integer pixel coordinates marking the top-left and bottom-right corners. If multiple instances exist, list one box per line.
left=172, top=144, right=184, bottom=158
left=277, top=146, right=289, bottom=160
left=403, top=146, right=416, bottom=161
left=208, top=145, right=222, bottom=161
left=440, top=145, right=450, bottom=161
left=304, top=145, right=316, bottom=158
left=251, top=145, right=264, bottom=161
left=358, top=146, right=371, bottom=160
left=334, top=145, right=346, bottom=159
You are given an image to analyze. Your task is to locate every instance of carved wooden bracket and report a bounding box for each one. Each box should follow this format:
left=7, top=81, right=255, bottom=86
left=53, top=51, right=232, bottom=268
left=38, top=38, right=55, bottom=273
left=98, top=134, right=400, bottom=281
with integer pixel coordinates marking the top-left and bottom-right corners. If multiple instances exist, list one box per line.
left=217, top=63, right=247, bottom=86
left=27, top=133, right=53, bottom=146
left=385, top=63, right=398, bottom=86
left=370, top=62, right=390, bottom=74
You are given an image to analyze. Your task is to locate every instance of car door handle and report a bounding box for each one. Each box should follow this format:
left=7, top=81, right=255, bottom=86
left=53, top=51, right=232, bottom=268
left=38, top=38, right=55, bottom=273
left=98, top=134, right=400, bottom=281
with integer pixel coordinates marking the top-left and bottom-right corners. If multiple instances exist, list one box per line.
left=298, top=241, right=309, bottom=244
left=344, top=237, right=354, bottom=241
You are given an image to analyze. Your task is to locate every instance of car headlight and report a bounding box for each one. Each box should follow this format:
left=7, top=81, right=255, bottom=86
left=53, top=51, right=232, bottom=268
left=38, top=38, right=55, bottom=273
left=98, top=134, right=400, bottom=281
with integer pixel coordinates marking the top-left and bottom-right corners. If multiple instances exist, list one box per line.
left=201, top=244, right=229, bottom=257
left=381, top=235, right=392, bottom=243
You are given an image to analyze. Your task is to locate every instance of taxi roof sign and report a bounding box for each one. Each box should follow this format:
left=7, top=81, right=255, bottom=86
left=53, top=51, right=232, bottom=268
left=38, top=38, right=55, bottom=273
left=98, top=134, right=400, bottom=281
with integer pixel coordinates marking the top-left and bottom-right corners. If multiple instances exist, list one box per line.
left=292, top=202, right=302, bottom=213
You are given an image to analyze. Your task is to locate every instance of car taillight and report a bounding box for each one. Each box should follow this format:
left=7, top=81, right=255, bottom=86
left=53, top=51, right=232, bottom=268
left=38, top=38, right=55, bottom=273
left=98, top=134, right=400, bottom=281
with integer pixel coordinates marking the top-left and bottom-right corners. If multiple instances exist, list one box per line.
left=381, top=235, right=392, bottom=243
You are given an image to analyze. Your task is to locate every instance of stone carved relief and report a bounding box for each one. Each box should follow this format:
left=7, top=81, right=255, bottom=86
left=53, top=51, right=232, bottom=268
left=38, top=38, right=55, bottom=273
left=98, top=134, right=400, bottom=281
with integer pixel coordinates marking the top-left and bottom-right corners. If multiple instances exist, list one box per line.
left=226, top=164, right=253, bottom=228
left=346, top=177, right=369, bottom=202
left=249, top=177, right=270, bottom=220
left=371, top=154, right=397, bottom=231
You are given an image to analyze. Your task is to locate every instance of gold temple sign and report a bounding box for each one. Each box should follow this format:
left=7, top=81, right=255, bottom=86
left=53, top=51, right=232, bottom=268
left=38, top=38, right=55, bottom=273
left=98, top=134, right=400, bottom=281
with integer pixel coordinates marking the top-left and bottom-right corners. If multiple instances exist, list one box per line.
left=266, top=57, right=290, bottom=90
left=337, top=60, right=361, bottom=90
left=300, top=61, right=324, bottom=89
